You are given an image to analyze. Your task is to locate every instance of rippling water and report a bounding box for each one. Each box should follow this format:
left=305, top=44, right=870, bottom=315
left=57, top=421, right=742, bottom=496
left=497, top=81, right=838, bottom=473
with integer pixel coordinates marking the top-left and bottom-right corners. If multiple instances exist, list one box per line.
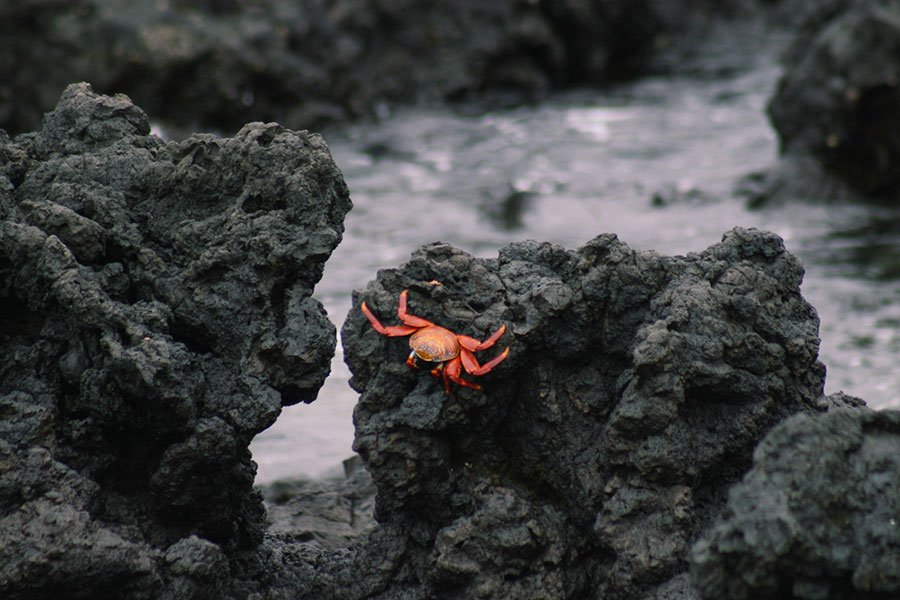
left=250, top=52, right=900, bottom=484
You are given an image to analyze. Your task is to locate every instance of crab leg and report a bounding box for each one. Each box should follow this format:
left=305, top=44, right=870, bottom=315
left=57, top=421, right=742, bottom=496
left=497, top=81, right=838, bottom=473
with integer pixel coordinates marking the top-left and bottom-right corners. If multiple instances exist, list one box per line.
left=398, top=289, right=435, bottom=328
left=458, top=324, right=506, bottom=352
left=361, top=301, right=418, bottom=336
left=459, top=346, right=510, bottom=376
left=444, top=357, right=482, bottom=392
left=426, top=362, right=453, bottom=394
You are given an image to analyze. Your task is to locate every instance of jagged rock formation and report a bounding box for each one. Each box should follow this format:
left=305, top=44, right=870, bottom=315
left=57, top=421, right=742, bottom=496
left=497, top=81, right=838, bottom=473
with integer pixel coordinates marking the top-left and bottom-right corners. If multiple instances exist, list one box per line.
left=0, top=83, right=350, bottom=598
left=340, top=228, right=831, bottom=599
left=692, top=402, right=900, bottom=600
left=766, top=0, right=900, bottom=199
left=3, top=82, right=895, bottom=600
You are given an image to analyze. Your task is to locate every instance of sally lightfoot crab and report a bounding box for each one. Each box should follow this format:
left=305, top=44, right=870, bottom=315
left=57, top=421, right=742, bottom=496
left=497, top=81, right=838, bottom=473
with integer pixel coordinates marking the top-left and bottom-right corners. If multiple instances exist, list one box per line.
left=361, top=290, right=510, bottom=394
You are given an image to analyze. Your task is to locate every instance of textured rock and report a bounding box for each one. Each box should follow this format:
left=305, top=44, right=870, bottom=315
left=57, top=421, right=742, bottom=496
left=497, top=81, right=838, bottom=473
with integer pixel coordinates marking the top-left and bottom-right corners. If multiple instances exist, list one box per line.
left=4, top=80, right=893, bottom=600
left=3, top=103, right=886, bottom=600
left=691, top=401, right=900, bottom=600
left=340, top=227, right=830, bottom=599
left=767, top=0, right=900, bottom=198
left=0, top=83, right=350, bottom=598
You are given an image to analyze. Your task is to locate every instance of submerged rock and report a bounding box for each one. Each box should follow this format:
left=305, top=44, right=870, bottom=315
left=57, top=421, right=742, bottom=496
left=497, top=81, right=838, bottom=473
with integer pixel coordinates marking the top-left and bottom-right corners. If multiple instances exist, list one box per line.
left=0, top=83, right=350, bottom=598
left=692, top=401, right=900, bottom=599
left=340, top=227, right=831, bottom=598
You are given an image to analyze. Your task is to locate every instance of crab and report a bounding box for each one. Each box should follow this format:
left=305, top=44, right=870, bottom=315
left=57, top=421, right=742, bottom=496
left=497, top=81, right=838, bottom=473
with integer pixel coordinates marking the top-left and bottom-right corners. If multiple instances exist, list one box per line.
left=361, top=289, right=510, bottom=394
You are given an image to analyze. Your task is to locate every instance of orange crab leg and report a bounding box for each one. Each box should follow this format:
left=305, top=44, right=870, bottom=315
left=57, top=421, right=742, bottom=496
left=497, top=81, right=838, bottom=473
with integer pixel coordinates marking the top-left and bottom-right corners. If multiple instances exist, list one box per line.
left=458, top=324, right=506, bottom=352
left=398, top=289, right=434, bottom=328
left=361, top=301, right=418, bottom=336
left=460, top=346, right=510, bottom=376
left=444, top=357, right=482, bottom=393
left=428, top=363, right=453, bottom=394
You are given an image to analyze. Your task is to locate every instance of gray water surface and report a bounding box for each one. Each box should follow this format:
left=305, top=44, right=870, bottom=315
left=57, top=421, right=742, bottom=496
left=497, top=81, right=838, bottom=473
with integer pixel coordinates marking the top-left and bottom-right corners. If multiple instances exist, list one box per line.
left=251, top=57, right=900, bottom=484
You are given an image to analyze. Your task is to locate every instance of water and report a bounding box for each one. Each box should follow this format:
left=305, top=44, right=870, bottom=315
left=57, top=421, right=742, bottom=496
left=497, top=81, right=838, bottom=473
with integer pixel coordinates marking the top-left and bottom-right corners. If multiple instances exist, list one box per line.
left=250, top=53, right=900, bottom=484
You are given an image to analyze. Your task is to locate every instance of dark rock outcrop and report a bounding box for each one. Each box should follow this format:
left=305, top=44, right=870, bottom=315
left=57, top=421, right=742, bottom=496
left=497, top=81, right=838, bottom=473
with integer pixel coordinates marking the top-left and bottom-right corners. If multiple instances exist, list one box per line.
left=766, top=0, right=900, bottom=198
left=4, top=80, right=895, bottom=600
left=4, top=95, right=891, bottom=600
left=1, top=0, right=766, bottom=137
left=0, top=83, right=350, bottom=598
left=692, top=401, right=900, bottom=599
left=340, top=228, right=831, bottom=599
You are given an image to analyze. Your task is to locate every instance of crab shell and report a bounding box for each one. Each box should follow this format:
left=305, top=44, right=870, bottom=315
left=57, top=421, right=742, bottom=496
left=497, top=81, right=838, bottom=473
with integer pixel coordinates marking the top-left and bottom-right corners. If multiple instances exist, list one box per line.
left=409, top=326, right=461, bottom=362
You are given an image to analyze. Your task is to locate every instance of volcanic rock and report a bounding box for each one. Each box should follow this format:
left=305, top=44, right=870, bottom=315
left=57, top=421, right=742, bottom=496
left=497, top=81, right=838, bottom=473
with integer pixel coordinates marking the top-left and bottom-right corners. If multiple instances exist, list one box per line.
left=0, top=82, right=350, bottom=598
left=4, top=81, right=893, bottom=600
left=340, top=227, right=833, bottom=599
left=767, top=0, right=900, bottom=198
left=692, top=401, right=900, bottom=599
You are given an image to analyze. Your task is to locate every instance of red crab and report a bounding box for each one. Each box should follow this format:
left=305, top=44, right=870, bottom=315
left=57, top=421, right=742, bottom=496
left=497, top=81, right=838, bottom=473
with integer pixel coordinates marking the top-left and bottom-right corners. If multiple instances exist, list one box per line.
left=361, top=289, right=510, bottom=394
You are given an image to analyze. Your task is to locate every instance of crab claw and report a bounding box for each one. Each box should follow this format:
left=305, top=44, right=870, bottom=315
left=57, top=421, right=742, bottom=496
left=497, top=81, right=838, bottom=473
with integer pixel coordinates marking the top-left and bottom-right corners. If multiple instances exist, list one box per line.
left=362, top=301, right=418, bottom=336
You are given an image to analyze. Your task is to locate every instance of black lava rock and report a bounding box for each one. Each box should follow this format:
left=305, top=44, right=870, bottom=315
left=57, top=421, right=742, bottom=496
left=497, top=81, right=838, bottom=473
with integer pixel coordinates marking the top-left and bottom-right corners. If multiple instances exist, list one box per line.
left=692, top=400, right=900, bottom=599
left=4, top=81, right=893, bottom=600
left=340, top=228, right=830, bottom=599
left=767, top=0, right=900, bottom=198
left=0, top=83, right=350, bottom=598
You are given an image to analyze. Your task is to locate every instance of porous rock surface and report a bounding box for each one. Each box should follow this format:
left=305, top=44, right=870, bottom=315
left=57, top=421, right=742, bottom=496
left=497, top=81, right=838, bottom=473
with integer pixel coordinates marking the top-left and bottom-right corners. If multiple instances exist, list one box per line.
left=341, top=227, right=831, bottom=599
left=0, top=83, right=350, bottom=598
left=766, top=0, right=900, bottom=198
left=692, top=403, right=900, bottom=600
left=3, top=83, right=892, bottom=600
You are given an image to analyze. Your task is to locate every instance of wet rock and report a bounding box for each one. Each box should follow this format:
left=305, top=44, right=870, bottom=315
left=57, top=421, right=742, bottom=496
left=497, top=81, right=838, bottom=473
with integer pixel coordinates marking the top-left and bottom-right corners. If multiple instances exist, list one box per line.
left=0, top=83, right=350, bottom=598
left=1, top=0, right=752, bottom=136
left=691, top=400, right=900, bottom=599
left=767, top=0, right=900, bottom=198
left=262, top=456, right=377, bottom=550
left=341, top=227, right=830, bottom=599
